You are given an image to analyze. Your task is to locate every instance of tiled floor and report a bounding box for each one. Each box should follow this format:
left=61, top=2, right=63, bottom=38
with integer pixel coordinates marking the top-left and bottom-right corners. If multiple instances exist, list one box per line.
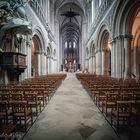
left=23, top=73, right=120, bottom=140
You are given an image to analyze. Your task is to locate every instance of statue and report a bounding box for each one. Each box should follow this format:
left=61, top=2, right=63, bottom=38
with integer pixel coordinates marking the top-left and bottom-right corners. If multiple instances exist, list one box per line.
left=0, top=0, right=30, bottom=20
left=0, top=0, right=32, bottom=51
left=10, top=0, right=30, bottom=18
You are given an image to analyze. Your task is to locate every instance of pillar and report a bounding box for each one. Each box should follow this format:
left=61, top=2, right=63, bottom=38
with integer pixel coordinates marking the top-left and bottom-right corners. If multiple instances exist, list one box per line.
left=82, top=21, right=87, bottom=70
left=116, top=36, right=123, bottom=78
left=53, top=58, right=57, bottom=73
left=91, top=56, right=94, bottom=73
left=124, top=34, right=132, bottom=78
left=85, top=58, right=89, bottom=71
left=38, top=53, right=41, bottom=75
left=110, top=39, right=116, bottom=77
left=46, top=56, right=48, bottom=74
left=93, top=56, right=96, bottom=74
left=47, top=56, right=52, bottom=74
left=41, top=53, right=47, bottom=75
left=54, top=20, right=60, bottom=71
left=96, top=49, right=102, bottom=75
left=102, top=50, right=105, bottom=75
left=89, top=56, right=93, bottom=73
left=50, top=57, right=54, bottom=73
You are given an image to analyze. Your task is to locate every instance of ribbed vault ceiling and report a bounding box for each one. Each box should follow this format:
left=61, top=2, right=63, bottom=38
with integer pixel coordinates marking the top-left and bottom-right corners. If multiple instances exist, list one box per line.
left=54, top=0, right=86, bottom=44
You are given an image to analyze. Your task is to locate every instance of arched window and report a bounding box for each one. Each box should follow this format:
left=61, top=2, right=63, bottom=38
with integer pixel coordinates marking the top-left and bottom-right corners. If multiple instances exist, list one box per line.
left=99, top=0, right=102, bottom=6
left=69, top=42, right=72, bottom=48
left=65, top=42, right=67, bottom=48
left=73, top=42, right=76, bottom=48
left=91, top=0, right=94, bottom=23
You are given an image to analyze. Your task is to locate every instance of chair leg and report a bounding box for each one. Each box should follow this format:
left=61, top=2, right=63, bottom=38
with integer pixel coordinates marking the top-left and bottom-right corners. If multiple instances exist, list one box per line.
left=31, top=115, right=33, bottom=125
left=111, top=115, right=113, bottom=126
left=36, top=107, right=38, bottom=116
left=40, top=104, right=41, bottom=113
left=25, top=120, right=27, bottom=132
left=116, top=119, right=119, bottom=133
left=102, top=105, right=104, bottom=113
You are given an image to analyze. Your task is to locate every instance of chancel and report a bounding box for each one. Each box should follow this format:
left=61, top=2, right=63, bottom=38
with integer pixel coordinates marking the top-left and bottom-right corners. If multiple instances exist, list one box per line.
left=0, top=0, right=140, bottom=140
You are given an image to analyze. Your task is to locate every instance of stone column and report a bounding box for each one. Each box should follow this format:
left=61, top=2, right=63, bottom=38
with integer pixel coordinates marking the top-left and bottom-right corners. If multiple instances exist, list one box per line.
left=102, top=50, right=104, bottom=75
left=116, top=36, right=123, bottom=78
left=53, top=58, right=57, bottom=73
left=115, top=37, right=119, bottom=78
left=46, top=56, right=48, bottom=74
left=133, top=46, right=136, bottom=76
left=41, top=53, right=47, bottom=75
left=47, top=56, right=50, bottom=74
left=82, top=21, right=87, bottom=70
left=50, top=57, right=54, bottom=73
left=54, top=20, right=60, bottom=71
left=47, top=56, right=52, bottom=74
left=85, top=58, right=89, bottom=70
left=40, top=53, right=43, bottom=75
left=124, top=34, right=132, bottom=78
left=38, top=53, right=41, bottom=76
left=93, top=56, right=96, bottom=74
left=96, top=49, right=102, bottom=75
left=88, top=56, right=93, bottom=73
left=110, top=39, right=116, bottom=77
left=91, top=56, right=94, bottom=73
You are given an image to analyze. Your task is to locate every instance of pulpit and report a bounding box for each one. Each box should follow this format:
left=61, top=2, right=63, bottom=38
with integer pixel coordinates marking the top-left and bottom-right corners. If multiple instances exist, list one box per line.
left=0, top=52, right=27, bottom=74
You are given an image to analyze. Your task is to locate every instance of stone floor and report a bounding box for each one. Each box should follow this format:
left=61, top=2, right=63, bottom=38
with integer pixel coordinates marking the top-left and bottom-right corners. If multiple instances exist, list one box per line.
left=23, top=73, right=120, bottom=140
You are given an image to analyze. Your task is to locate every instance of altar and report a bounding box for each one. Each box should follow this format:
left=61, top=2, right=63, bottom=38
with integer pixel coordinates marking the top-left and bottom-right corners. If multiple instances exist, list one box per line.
left=64, top=58, right=76, bottom=72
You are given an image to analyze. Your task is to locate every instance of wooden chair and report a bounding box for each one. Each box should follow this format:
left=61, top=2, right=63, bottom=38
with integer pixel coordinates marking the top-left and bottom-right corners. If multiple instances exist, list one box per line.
left=0, top=123, right=16, bottom=139
left=10, top=92, right=24, bottom=101
left=128, top=125, right=140, bottom=140
left=95, top=91, right=106, bottom=107
left=131, top=100, right=140, bottom=124
left=37, top=90, right=48, bottom=106
left=11, top=101, right=33, bottom=132
left=24, top=93, right=42, bottom=116
left=0, top=101, right=13, bottom=124
left=102, top=92, right=118, bottom=116
left=0, top=93, right=10, bottom=103
left=111, top=100, right=133, bottom=132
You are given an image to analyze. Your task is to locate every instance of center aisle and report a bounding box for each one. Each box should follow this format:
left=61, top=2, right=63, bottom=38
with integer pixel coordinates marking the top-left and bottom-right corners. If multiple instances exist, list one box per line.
left=23, top=73, right=119, bottom=140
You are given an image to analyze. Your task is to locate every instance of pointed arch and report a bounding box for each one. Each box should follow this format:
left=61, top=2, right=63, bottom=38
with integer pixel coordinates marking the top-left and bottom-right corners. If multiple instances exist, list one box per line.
left=32, top=26, right=46, bottom=53
left=97, top=23, right=111, bottom=76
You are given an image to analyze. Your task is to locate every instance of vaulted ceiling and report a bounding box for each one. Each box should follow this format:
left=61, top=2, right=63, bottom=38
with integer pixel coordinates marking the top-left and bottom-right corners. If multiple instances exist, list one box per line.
left=53, top=0, right=87, bottom=45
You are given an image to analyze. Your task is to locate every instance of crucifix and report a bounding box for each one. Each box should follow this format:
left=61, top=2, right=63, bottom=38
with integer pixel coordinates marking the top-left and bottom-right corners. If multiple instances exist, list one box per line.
left=61, top=8, right=80, bottom=22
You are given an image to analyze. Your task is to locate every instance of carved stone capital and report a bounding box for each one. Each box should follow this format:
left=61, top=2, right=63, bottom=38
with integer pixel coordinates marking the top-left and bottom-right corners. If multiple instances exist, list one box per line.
left=115, top=35, right=124, bottom=40
left=110, top=38, right=116, bottom=44
left=124, top=34, right=133, bottom=40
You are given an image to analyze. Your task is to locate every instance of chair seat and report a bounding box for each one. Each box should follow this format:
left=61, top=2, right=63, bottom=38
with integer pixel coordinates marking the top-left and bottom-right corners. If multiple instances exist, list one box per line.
left=14, top=109, right=32, bottom=117
left=28, top=101, right=41, bottom=105
left=112, top=110, right=130, bottom=117
left=0, top=124, right=16, bottom=135
left=0, top=109, right=12, bottom=116
left=129, top=126, right=140, bottom=135
left=132, top=108, right=140, bottom=115
left=102, top=101, right=116, bottom=105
